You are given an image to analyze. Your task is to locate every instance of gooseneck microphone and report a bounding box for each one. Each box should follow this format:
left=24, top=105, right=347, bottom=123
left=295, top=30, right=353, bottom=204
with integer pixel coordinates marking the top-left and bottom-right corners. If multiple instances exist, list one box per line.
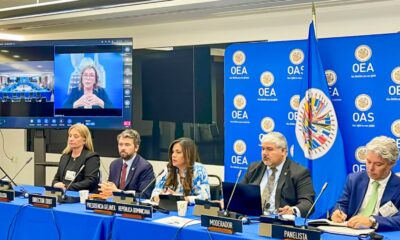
left=138, top=169, right=165, bottom=204
left=223, top=169, right=242, bottom=217
left=59, top=165, right=85, bottom=202
left=10, top=157, right=33, bottom=184
left=303, top=182, right=328, bottom=227
left=0, top=165, right=17, bottom=187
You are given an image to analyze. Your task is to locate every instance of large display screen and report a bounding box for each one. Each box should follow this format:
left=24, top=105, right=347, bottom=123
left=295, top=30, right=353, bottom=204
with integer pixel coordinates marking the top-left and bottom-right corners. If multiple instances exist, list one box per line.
left=0, top=38, right=132, bottom=129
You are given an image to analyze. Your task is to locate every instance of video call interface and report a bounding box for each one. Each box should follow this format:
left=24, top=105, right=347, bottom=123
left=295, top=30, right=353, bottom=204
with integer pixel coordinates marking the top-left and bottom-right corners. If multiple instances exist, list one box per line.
left=0, top=38, right=133, bottom=129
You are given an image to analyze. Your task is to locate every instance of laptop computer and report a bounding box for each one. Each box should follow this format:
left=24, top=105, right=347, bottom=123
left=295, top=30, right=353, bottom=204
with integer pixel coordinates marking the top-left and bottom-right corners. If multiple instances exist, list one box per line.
left=158, top=194, right=185, bottom=211
left=222, top=182, right=262, bottom=216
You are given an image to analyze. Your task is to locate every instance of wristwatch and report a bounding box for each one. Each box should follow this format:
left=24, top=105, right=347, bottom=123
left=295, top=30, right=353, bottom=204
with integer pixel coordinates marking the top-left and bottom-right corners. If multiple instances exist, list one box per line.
left=369, top=216, right=377, bottom=229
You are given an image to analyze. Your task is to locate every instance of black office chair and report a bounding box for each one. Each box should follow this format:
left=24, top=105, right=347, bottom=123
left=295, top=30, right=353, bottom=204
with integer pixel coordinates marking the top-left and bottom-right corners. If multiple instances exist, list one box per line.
left=208, top=174, right=222, bottom=200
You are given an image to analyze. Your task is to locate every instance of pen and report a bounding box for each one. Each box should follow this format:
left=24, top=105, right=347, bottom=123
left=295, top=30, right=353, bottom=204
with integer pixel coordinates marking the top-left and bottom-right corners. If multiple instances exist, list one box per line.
left=337, top=204, right=346, bottom=221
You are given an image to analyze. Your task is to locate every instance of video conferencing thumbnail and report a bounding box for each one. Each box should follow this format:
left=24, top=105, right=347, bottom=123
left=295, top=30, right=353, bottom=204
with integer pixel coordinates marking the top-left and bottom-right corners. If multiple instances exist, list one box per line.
left=0, top=39, right=132, bottom=129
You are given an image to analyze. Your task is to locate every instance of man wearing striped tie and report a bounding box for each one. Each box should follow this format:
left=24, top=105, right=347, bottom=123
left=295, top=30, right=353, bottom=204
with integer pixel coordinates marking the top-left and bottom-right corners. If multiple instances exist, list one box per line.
left=332, top=136, right=400, bottom=231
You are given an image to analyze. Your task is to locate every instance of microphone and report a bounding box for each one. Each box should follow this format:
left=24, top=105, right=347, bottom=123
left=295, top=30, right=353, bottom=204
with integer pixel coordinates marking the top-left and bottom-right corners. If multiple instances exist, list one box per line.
left=0, top=165, right=17, bottom=187
left=263, top=202, right=271, bottom=214
left=303, top=182, right=328, bottom=227
left=10, top=157, right=33, bottom=184
left=138, top=169, right=165, bottom=204
left=59, top=165, right=85, bottom=203
left=223, top=169, right=242, bottom=218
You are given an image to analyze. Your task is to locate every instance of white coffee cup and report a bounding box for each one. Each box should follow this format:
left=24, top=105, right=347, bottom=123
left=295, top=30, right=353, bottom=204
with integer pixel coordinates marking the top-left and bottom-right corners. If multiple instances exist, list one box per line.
left=177, top=200, right=188, bottom=217
left=79, top=190, right=89, bottom=204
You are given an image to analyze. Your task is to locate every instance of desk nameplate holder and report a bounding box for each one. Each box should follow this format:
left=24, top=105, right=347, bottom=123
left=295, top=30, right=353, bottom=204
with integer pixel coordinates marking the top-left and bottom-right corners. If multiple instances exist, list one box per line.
left=0, top=180, right=11, bottom=191
left=193, top=199, right=220, bottom=217
left=43, top=186, right=63, bottom=198
left=201, top=215, right=242, bottom=235
left=29, top=194, right=56, bottom=208
left=116, top=202, right=153, bottom=220
left=259, top=223, right=321, bottom=240
left=0, top=190, right=14, bottom=202
left=86, top=199, right=116, bottom=215
left=112, top=191, right=136, bottom=204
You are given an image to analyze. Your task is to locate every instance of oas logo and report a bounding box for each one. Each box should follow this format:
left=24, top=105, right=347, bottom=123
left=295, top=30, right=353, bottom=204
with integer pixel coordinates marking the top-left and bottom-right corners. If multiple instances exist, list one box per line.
left=233, top=140, right=246, bottom=155
left=391, top=119, right=400, bottom=137
left=391, top=66, right=400, bottom=84
left=325, top=70, right=337, bottom=86
left=261, top=117, right=275, bottom=133
left=260, top=71, right=274, bottom=87
left=355, top=94, right=372, bottom=111
left=355, top=45, right=372, bottom=62
left=295, top=88, right=338, bottom=159
left=233, top=51, right=246, bottom=65
left=290, top=95, right=300, bottom=111
left=355, top=146, right=367, bottom=163
left=289, top=49, right=304, bottom=65
left=233, top=94, right=246, bottom=110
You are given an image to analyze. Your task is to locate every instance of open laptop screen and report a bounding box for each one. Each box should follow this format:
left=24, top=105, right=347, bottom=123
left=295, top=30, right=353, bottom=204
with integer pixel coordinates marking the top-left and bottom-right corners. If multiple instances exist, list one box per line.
left=222, top=182, right=262, bottom=216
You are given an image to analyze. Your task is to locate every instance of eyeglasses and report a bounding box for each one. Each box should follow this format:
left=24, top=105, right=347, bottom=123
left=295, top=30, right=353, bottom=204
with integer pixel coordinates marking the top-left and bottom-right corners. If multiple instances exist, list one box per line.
left=82, top=74, right=96, bottom=78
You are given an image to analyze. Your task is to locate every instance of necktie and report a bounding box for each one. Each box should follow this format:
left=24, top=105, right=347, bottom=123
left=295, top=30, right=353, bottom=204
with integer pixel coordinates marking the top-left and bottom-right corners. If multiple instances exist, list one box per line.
left=261, top=167, right=277, bottom=212
left=359, top=181, right=380, bottom=217
left=120, top=163, right=128, bottom=189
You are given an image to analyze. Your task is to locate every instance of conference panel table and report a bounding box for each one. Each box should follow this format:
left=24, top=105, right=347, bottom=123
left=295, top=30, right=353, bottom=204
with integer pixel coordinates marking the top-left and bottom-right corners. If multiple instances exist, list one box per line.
left=1, top=186, right=400, bottom=240
left=0, top=186, right=114, bottom=240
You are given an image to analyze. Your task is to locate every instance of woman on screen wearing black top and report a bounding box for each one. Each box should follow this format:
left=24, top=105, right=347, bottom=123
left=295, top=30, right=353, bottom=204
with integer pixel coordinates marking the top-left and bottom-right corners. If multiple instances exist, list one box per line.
left=63, top=65, right=113, bottom=109
left=52, top=123, right=100, bottom=192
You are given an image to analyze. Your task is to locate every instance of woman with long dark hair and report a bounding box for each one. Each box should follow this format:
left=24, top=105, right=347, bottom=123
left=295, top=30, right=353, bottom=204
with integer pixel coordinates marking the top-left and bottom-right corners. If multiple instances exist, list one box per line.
left=151, top=137, right=210, bottom=203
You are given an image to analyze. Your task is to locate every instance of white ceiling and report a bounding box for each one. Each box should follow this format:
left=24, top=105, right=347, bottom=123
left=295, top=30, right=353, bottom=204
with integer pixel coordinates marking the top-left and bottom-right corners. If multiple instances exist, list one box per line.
left=0, top=0, right=389, bottom=35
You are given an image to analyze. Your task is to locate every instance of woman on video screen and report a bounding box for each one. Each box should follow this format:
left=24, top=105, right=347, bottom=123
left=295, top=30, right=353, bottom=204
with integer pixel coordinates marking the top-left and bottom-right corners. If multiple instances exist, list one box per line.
left=63, top=65, right=113, bottom=109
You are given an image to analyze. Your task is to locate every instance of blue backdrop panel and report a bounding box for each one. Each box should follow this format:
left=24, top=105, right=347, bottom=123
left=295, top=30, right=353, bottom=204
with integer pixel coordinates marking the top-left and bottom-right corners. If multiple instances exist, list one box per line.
left=224, top=33, right=400, bottom=211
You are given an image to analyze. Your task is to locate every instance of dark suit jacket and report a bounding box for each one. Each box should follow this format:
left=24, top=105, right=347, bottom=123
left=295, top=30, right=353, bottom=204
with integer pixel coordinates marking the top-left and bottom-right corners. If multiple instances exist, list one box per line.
left=335, top=171, right=400, bottom=231
left=108, top=154, right=155, bottom=199
left=52, top=149, right=100, bottom=192
left=242, top=157, right=315, bottom=217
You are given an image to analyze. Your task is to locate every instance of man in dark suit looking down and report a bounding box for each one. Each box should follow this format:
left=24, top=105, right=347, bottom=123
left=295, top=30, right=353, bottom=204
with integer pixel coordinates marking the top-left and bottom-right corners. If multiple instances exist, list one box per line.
left=242, top=131, right=315, bottom=217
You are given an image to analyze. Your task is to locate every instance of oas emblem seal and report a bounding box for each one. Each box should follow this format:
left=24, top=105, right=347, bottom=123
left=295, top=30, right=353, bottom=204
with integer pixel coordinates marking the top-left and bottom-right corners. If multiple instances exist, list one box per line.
left=232, top=50, right=246, bottom=66
left=260, top=71, right=274, bottom=87
left=391, top=119, right=400, bottom=138
left=289, top=48, right=304, bottom=65
left=233, top=140, right=246, bottom=155
left=233, top=94, right=246, bottom=110
left=325, top=70, right=337, bottom=86
left=295, top=88, right=338, bottom=159
left=391, top=66, right=400, bottom=84
left=261, top=117, right=275, bottom=133
left=355, top=45, right=372, bottom=62
left=290, top=95, right=300, bottom=111
left=355, top=146, right=367, bottom=163
left=355, top=94, right=372, bottom=112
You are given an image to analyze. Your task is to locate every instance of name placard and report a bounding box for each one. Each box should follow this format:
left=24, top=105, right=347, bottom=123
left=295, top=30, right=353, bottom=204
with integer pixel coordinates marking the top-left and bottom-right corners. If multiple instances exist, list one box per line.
left=112, top=191, right=136, bottom=204
left=116, top=203, right=153, bottom=219
left=29, top=194, right=56, bottom=208
left=0, top=180, right=11, bottom=191
left=201, top=214, right=242, bottom=234
left=259, top=223, right=321, bottom=240
left=193, top=199, right=220, bottom=217
left=86, top=199, right=116, bottom=215
left=43, top=186, right=63, bottom=198
left=0, top=190, right=14, bottom=202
